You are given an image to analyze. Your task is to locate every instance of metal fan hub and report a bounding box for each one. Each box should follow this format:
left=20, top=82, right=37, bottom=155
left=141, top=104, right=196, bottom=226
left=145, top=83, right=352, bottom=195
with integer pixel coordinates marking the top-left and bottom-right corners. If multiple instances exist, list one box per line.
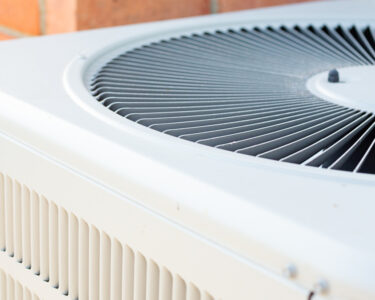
left=307, top=66, right=375, bottom=113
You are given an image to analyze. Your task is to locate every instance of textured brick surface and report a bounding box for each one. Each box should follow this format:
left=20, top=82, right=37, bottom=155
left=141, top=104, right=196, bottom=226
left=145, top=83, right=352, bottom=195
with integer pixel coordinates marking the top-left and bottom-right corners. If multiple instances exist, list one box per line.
left=76, top=0, right=210, bottom=30
left=0, top=0, right=40, bottom=35
left=0, top=0, right=314, bottom=38
left=45, top=0, right=77, bottom=34
left=0, top=31, right=14, bottom=40
left=217, top=0, right=313, bottom=12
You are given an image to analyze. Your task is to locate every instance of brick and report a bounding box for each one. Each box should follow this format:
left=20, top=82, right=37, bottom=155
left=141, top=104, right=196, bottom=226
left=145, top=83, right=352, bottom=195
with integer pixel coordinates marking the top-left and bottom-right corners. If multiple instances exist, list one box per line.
left=45, top=0, right=77, bottom=34
left=0, top=0, right=40, bottom=35
left=0, top=31, right=15, bottom=40
left=76, top=0, right=210, bottom=30
left=217, top=0, right=314, bottom=12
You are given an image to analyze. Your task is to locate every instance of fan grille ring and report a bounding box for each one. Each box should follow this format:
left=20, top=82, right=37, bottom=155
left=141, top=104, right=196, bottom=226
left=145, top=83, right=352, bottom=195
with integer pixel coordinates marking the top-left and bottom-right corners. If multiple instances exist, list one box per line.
left=90, top=25, right=375, bottom=175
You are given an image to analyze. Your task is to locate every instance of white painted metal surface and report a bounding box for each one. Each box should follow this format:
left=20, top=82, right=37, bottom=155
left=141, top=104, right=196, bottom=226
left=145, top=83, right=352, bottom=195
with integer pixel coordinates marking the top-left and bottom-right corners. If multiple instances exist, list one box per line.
left=0, top=0, right=374, bottom=299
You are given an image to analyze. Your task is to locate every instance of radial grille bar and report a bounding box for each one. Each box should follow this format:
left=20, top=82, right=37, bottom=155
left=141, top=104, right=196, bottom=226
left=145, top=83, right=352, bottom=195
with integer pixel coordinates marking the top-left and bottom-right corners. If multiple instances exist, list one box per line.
left=91, top=25, right=375, bottom=175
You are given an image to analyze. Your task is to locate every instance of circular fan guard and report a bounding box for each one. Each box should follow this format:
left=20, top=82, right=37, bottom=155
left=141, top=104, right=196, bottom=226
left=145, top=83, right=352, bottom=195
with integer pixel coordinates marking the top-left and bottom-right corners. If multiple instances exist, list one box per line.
left=90, top=25, right=375, bottom=175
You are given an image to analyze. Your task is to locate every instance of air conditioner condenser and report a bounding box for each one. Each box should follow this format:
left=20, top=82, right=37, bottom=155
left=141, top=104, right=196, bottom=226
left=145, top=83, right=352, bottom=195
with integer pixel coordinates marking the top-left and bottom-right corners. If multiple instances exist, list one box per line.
left=0, top=1, right=374, bottom=299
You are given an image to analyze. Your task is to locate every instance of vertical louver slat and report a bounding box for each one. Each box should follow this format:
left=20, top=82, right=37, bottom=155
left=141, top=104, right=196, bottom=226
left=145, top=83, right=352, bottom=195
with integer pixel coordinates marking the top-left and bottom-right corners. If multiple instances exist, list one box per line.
left=187, top=284, right=200, bottom=300
left=0, top=269, right=6, bottom=300
left=110, top=239, right=123, bottom=300
left=100, top=232, right=111, bottom=300
left=79, top=220, right=89, bottom=300
left=40, top=196, right=49, bottom=281
left=89, top=226, right=100, bottom=300
left=23, top=289, right=31, bottom=300
left=146, top=260, right=159, bottom=300
left=159, top=268, right=172, bottom=300
left=7, top=272, right=15, bottom=300
left=0, top=174, right=5, bottom=251
left=21, top=186, right=31, bottom=269
left=69, top=214, right=79, bottom=299
left=134, top=252, right=147, bottom=300
left=49, top=202, right=59, bottom=288
left=122, top=245, right=135, bottom=300
left=23, top=288, right=32, bottom=300
left=15, top=281, right=23, bottom=300
left=30, top=192, right=40, bottom=276
left=58, top=208, right=68, bottom=295
left=5, top=176, right=14, bottom=257
left=201, top=292, right=214, bottom=300
left=14, top=181, right=22, bottom=263
left=172, top=275, right=186, bottom=300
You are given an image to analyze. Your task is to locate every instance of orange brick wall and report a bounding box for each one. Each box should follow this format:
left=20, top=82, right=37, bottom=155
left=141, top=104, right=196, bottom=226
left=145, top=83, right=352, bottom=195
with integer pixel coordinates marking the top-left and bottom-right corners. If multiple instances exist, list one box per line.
left=217, top=0, right=313, bottom=11
left=0, top=0, right=314, bottom=40
left=0, top=31, right=14, bottom=40
left=0, top=0, right=41, bottom=35
left=76, top=0, right=211, bottom=31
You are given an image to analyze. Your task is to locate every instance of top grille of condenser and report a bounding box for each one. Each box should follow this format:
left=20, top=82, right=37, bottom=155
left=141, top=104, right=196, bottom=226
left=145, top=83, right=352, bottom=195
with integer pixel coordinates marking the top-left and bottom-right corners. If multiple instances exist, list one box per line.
left=90, top=25, right=375, bottom=175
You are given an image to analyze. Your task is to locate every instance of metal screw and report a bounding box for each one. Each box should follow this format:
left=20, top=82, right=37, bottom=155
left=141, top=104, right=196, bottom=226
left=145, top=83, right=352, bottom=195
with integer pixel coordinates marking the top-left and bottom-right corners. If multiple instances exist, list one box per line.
left=314, top=279, right=329, bottom=294
left=282, top=264, right=297, bottom=278
left=328, top=69, right=339, bottom=83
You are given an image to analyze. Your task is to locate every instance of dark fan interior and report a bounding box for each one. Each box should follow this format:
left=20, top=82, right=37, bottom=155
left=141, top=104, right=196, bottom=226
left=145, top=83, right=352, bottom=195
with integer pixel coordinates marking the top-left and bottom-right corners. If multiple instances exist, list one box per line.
left=90, top=25, right=375, bottom=175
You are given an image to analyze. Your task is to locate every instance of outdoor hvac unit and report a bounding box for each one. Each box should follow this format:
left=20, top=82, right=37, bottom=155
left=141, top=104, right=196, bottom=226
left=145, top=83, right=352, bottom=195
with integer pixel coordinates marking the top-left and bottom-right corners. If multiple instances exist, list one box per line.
left=0, top=0, right=375, bottom=299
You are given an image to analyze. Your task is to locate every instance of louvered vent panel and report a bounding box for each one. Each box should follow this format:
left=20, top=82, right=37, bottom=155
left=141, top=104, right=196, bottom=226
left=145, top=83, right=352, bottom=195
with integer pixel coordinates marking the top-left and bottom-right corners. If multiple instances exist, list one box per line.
left=91, top=25, right=375, bottom=175
left=0, top=173, right=215, bottom=300
left=0, top=268, right=40, bottom=300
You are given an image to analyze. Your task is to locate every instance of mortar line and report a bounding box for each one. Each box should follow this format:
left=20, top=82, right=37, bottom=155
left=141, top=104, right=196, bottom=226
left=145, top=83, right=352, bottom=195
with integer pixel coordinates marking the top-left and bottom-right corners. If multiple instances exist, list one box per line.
left=38, top=0, right=47, bottom=35
left=210, top=0, right=219, bottom=14
left=0, top=25, right=29, bottom=38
